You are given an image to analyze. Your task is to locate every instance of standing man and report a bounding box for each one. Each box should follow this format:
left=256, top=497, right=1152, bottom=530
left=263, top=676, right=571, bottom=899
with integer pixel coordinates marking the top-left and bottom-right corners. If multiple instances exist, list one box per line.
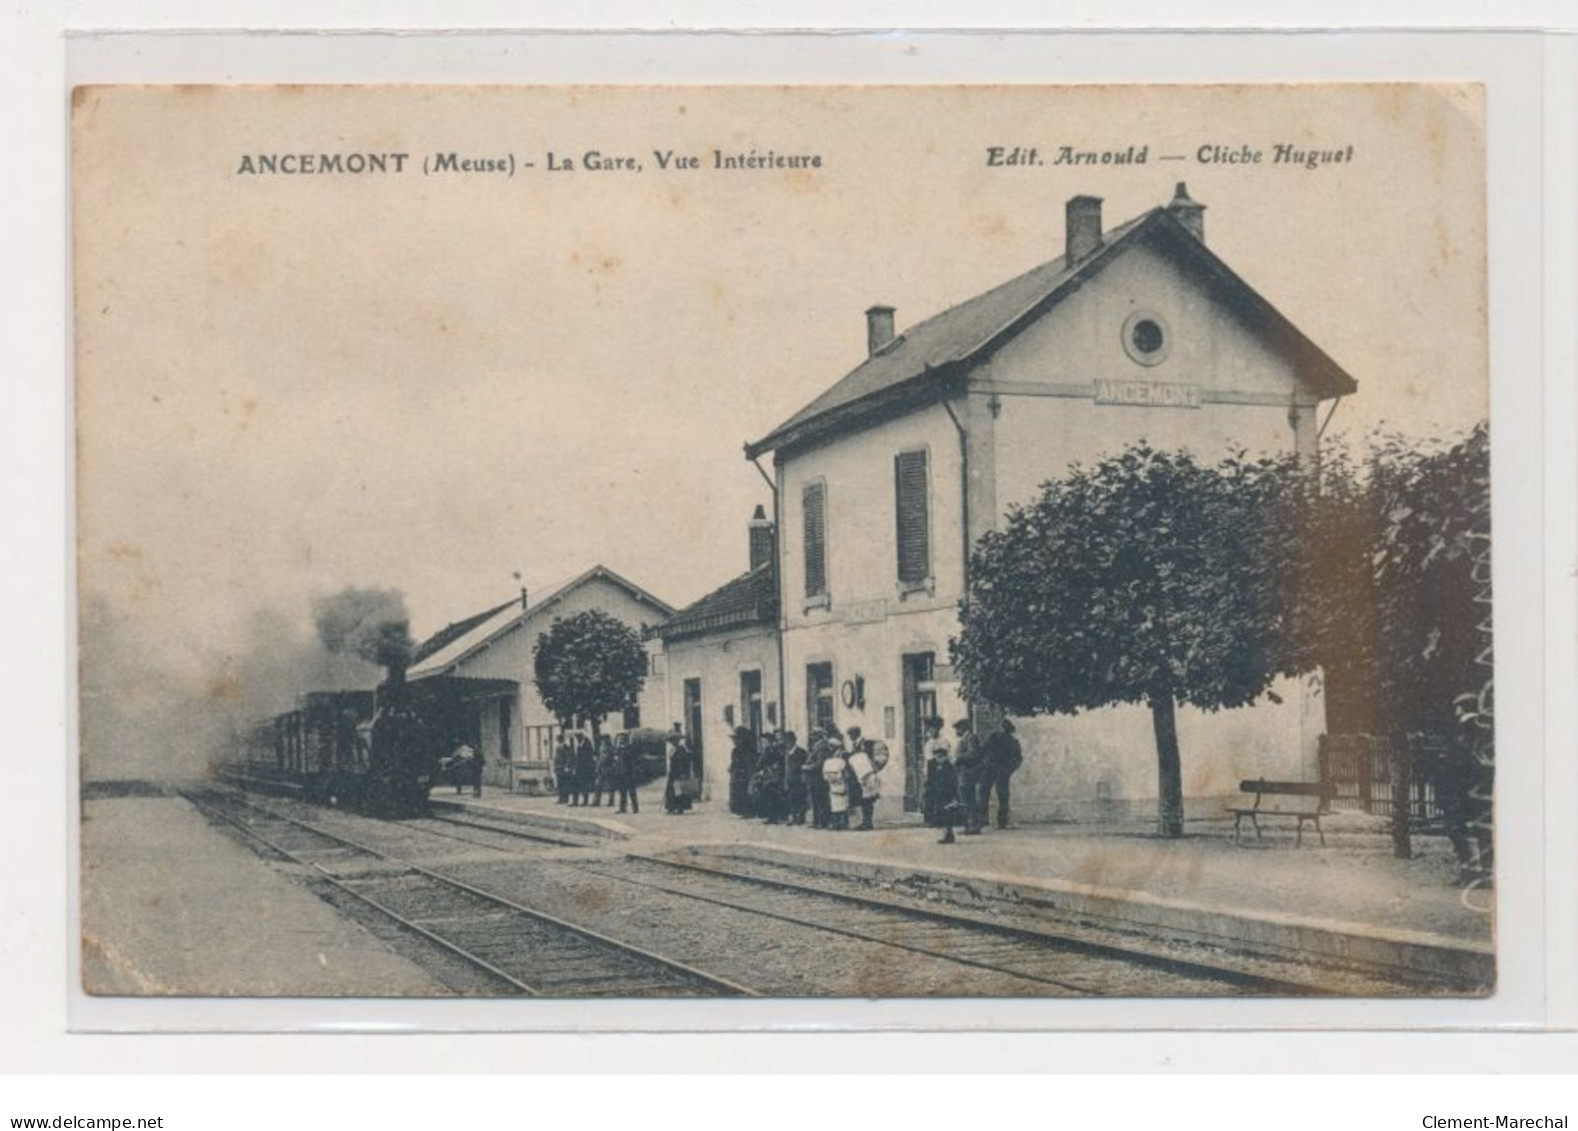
left=782, top=730, right=809, bottom=826
left=449, top=742, right=477, bottom=796
left=572, top=734, right=596, bottom=806
left=952, top=718, right=986, bottom=836
left=982, top=719, right=1023, bottom=829
left=755, top=732, right=786, bottom=824
left=553, top=735, right=573, bottom=805
left=614, top=732, right=641, bottom=815
left=591, top=735, right=616, bottom=807
left=805, top=730, right=831, bottom=829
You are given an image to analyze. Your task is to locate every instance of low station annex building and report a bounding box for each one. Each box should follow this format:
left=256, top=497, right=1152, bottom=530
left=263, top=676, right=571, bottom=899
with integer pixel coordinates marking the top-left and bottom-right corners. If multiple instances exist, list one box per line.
left=660, top=183, right=1356, bottom=821
left=406, top=566, right=675, bottom=789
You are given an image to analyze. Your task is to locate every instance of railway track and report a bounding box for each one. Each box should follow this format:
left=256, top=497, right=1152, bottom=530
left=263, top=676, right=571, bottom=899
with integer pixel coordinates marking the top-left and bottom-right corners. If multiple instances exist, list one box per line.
left=565, top=855, right=1321, bottom=997
left=206, top=786, right=1437, bottom=997
left=181, top=789, right=756, bottom=998
left=418, top=811, right=598, bottom=850
left=421, top=809, right=1438, bottom=996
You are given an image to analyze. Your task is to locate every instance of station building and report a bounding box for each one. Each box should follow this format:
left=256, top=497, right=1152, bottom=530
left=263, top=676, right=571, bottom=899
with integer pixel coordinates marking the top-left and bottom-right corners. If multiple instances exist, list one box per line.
left=406, top=565, right=674, bottom=789
left=742, top=185, right=1357, bottom=821
left=649, top=506, right=782, bottom=796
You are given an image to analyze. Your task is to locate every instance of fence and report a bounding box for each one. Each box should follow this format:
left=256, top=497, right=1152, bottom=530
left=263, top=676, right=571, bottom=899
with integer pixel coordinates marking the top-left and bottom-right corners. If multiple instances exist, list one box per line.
left=1318, top=732, right=1446, bottom=826
left=495, top=724, right=562, bottom=794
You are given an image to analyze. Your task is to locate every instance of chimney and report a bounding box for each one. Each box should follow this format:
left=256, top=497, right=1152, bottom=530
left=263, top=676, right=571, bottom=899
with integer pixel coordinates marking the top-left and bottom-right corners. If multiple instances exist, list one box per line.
left=520, top=586, right=529, bottom=611
left=748, top=504, right=775, bottom=572
left=1065, top=195, right=1104, bottom=262
left=1167, top=181, right=1206, bottom=242
left=865, top=305, right=896, bottom=357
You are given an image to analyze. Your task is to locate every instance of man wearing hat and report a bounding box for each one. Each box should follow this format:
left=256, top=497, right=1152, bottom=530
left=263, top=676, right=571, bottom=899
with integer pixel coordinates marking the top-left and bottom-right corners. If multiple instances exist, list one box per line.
left=804, top=729, right=831, bottom=829
left=782, top=730, right=809, bottom=826
left=952, top=717, right=986, bottom=835
left=982, top=719, right=1024, bottom=829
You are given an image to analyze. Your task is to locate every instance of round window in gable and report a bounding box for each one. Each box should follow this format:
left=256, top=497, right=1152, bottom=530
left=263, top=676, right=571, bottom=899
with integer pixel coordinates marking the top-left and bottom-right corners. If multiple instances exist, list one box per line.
left=1122, top=310, right=1171, bottom=367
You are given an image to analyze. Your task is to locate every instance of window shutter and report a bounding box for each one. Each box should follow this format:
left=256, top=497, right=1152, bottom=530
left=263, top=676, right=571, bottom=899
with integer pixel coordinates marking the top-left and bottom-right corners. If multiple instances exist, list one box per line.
left=803, top=482, right=827, bottom=597
left=895, top=450, right=930, bottom=584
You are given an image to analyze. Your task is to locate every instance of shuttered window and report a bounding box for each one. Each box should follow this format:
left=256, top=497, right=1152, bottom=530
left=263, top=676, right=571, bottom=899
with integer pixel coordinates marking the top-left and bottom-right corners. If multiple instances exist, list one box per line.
left=803, top=481, right=828, bottom=598
left=895, top=449, right=930, bottom=584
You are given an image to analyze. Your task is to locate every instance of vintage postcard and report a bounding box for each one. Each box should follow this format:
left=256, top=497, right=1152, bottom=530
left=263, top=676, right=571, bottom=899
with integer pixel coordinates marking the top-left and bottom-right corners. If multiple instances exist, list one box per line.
left=73, top=84, right=1493, bottom=1002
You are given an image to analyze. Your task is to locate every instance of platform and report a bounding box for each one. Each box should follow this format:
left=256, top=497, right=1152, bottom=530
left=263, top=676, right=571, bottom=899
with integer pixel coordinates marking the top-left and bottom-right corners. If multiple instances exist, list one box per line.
left=81, top=793, right=449, bottom=996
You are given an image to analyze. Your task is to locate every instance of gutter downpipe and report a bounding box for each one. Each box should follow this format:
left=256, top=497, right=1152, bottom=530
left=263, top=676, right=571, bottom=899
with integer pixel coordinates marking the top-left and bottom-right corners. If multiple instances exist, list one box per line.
left=939, top=392, right=970, bottom=606
left=750, top=452, right=789, bottom=734
left=939, top=392, right=973, bottom=724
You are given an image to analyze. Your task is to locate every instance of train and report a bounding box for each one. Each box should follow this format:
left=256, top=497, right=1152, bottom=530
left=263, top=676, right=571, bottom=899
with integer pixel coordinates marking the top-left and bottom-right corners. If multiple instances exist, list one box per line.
left=224, top=671, right=476, bottom=817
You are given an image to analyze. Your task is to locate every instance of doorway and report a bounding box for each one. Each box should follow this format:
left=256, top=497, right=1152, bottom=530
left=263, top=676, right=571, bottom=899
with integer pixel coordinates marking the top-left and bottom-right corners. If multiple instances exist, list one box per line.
left=901, top=652, right=938, bottom=812
left=682, top=677, right=704, bottom=778
left=739, top=669, right=763, bottom=740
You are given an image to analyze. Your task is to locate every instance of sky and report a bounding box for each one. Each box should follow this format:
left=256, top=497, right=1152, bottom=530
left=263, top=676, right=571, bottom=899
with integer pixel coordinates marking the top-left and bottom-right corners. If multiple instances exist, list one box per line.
left=70, top=84, right=1486, bottom=770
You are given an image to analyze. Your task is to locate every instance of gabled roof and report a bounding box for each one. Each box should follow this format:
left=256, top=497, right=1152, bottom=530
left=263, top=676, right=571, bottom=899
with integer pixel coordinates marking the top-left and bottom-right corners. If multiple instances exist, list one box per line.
left=744, top=205, right=1358, bottom=461
left=407, top=565, right=675, bottom=681
left=410, top=599, right=520, bottom=666
left=654, top=562, right=776, bottom=642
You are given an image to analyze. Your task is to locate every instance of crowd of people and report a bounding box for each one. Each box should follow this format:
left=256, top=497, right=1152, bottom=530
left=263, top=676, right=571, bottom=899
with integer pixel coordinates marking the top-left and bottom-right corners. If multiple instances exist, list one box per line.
left=723, top=717, right=1023, bottom=843
left=920, top=717, right=1023, bottom=844
left=725, top=724, right=887, bottom=831
left=549, top=729, right=703, bottom=816
left=544, top=715, right=1024, bottom=841
left=551, top=732, right=646, bottom=814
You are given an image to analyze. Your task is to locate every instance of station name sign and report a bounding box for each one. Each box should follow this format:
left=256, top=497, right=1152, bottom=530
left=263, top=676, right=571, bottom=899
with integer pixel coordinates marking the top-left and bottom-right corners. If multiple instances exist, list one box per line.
left=1094, top=379, right=1201, bottom=409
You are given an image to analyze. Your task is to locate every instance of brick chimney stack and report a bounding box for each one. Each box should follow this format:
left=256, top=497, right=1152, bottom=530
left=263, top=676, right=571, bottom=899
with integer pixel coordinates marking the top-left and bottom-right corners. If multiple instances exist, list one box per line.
left=1065, top=195, right=1104, bottom=262
left=1167, top=182, right=1206, bottom=242
left=748, top=505, right=775, bottom=572
left=865, top=305, right=896, bottom=357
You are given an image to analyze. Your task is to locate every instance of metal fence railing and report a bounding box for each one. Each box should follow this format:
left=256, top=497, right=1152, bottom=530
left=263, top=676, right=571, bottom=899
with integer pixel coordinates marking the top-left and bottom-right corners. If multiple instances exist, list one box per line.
left=1318, top=732, right=1446, bottom=825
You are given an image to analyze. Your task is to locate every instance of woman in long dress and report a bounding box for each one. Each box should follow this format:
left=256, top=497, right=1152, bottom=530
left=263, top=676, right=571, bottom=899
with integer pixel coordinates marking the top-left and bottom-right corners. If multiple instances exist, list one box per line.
left=664, top=734, right=696, bottom=814
left=728, top=727, right=756, bottom=817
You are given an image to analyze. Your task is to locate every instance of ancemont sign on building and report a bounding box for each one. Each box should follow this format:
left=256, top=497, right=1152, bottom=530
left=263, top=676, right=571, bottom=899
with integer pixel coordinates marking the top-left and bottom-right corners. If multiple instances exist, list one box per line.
left=1093, top=379, right=1203, bottom=409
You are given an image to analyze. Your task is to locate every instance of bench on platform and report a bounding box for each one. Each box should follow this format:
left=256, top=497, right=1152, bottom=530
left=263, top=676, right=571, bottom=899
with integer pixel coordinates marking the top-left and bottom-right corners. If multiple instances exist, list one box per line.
left=1227, top=779, right=1332, bottom=847
left=502, top=759, right=554, bottom=796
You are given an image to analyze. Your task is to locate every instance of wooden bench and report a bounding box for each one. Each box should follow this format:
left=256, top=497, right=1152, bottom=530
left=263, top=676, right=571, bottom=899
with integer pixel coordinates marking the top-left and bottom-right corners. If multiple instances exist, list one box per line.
left=503, top=759, right=555, bottom=796
left=1227, top=779, right=1331, bottom=847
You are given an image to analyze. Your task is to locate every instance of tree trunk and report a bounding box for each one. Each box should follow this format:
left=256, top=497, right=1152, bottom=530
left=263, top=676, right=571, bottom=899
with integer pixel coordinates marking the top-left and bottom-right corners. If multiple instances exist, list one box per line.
left=1150, top=692, right=1185, bottom=838
left=1389, top=732, right=1413, bottom=860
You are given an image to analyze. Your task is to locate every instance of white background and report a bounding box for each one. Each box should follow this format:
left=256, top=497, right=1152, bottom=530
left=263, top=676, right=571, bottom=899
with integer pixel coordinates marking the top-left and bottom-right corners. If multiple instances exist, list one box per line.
left=4, top=0, right=1576, bottom=1105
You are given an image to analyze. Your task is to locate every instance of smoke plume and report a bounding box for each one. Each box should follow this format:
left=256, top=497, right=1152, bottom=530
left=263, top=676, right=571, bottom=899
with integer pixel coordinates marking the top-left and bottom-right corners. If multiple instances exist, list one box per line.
left=312, top=587, right=414, bottom=670
left=79, top=586, right=408, bottom=784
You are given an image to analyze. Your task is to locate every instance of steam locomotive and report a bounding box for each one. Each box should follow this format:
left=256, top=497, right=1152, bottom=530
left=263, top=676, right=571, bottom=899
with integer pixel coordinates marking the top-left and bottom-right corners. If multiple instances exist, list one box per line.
left=226, top=670, right=473, bottom=817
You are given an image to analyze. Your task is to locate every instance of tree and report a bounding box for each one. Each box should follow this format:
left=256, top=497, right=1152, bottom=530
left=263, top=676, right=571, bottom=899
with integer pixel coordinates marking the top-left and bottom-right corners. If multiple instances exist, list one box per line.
left=1284, top=423, right=1491, bottom=863
left=532, top=610, right=648, bottom=741
left=952, top=446, right=1298, bottom=838
left=1280, top=426, right=1489, bottom=741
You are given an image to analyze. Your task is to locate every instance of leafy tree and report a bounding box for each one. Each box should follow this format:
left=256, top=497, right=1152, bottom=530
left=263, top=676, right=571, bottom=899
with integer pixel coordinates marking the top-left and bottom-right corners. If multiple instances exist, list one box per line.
left=1284, top=424, right=1492, bottom=862
left=952, top=446, right=1297, bottom=838
left=1279, top=426, right=1489, bottom=740
left=532, top=610, right=648, bottom=741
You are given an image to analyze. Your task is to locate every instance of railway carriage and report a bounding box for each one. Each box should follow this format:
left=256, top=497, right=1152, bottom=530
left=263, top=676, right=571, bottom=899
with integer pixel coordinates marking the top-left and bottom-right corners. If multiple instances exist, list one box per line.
left=223, top=674, right=479, bottom=817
